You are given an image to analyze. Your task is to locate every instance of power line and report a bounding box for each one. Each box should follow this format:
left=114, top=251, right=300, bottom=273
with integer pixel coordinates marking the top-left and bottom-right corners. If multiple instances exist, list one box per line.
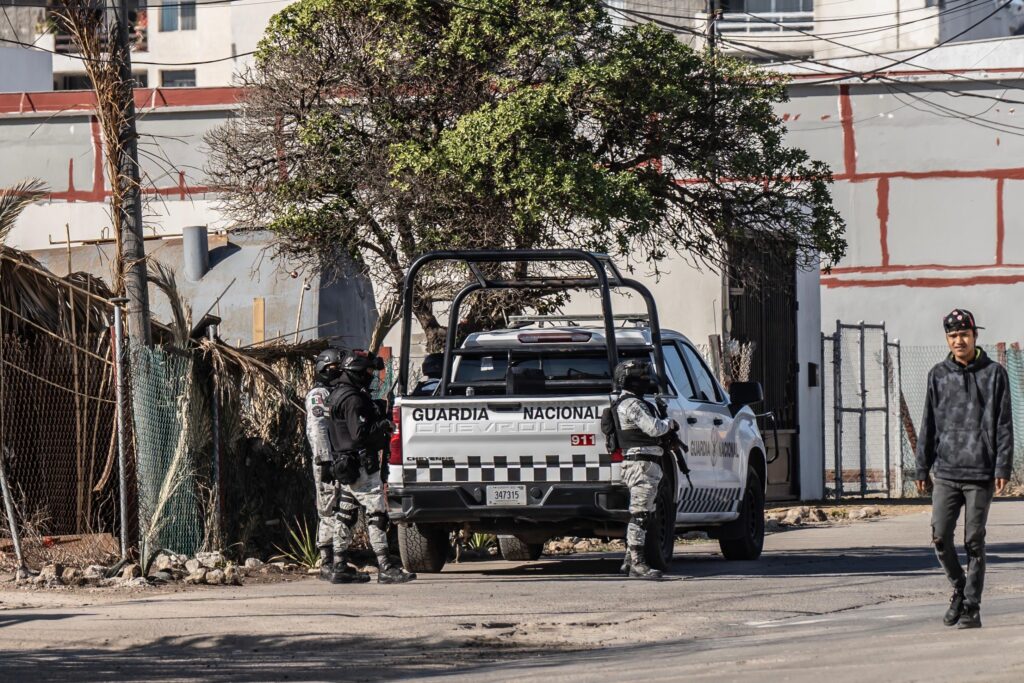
left=0, top=33, right=255, bottom=65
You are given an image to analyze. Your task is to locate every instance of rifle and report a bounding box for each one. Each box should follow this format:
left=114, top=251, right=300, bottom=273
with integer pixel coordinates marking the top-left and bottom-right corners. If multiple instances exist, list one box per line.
left=656, top=397, right=694, bottom=490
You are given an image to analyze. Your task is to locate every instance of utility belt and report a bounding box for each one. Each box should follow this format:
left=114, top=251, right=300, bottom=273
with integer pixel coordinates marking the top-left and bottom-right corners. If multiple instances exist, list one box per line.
left=622, top=453, right=662, bottom=463
left=321, top=448, right=382, bottom=485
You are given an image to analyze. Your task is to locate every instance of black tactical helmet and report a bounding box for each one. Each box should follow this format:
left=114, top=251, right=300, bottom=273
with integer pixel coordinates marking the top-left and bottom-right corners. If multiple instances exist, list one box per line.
left=314, top=348, right=345, bottom=385
left=614, top=359, right=658, bottom=395
left=341, top=349, right=385, bottom=388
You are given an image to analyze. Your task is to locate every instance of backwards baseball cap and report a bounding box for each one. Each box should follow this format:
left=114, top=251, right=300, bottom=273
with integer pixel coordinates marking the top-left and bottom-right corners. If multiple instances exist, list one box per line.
left=943, top=309, right=984, bottom=333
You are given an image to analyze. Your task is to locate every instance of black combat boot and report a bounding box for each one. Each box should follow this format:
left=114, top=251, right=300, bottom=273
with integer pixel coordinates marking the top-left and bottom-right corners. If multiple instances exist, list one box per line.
left=958, top=604, right=982, bottom=629
left=376, top=552, right=417, bottom=584
left=330, top=552, right=370, bottom=584
left=943, top=587, right=965, bottom=626
left=318, top=546, right=334, bottom=581
left=627, top=545, right=663, bottom=580
left=619, top=549, right=631, bottom=576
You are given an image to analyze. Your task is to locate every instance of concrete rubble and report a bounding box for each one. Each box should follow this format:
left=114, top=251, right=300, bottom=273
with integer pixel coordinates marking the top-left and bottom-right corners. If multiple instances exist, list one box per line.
left=9, top=551, right=286, bottom=590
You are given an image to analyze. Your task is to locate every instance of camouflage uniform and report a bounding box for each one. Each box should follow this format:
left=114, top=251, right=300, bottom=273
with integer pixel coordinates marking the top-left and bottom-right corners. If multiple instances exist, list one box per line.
left=616, top=392, right=673, bottom=547
left=305, top=385, right=342, bottom=553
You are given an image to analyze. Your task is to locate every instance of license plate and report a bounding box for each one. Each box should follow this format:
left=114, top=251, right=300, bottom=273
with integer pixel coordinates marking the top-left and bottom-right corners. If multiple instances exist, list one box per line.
left=486, top=485, right=527, bottom=506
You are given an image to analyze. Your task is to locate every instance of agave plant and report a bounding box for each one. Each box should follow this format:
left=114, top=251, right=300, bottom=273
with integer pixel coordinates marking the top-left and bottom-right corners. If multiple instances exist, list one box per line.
left=271, top=516, right=320, bottom=569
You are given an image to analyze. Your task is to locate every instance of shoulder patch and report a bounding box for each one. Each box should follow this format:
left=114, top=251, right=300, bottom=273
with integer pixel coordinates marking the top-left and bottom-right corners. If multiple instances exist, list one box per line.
left=312, top=406, right=324, bottom=417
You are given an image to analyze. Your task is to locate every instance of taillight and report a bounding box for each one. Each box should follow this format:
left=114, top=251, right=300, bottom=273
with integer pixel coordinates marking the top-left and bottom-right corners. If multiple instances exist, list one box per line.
left=389, top=405, right=402, bottom=465
left=610, top=448, right=623, bottom=463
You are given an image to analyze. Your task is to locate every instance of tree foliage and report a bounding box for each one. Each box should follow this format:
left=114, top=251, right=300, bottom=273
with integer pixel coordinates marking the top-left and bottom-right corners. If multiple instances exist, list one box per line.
left=206, top=0, right=845, bottom=351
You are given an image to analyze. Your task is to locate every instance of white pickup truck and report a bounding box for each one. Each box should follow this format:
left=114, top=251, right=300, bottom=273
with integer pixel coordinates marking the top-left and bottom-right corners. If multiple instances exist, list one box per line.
left=387, top=250, right=767, bottom=573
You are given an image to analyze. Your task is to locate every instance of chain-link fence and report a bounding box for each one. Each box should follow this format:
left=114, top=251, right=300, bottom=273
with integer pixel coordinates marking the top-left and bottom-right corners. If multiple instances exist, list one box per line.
left=131, top=343, right=212, bottom=560
left=0, top=252, right=126, bottom=572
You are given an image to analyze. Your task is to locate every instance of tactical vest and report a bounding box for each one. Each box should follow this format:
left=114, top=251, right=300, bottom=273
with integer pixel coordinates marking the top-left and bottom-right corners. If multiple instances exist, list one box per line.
left=326, top=383, right=364, bottom=453
left=613, top=395, right=662, bottom=451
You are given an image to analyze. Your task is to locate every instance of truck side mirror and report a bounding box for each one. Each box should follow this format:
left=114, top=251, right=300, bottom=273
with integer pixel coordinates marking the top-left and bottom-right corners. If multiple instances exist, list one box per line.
left=728, top=381, right=763, bottom=409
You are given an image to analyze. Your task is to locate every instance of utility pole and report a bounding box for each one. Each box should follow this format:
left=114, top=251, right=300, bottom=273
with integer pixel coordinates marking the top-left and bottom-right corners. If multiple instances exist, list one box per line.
left=707, top=0, right=720, bottom=55
left=112, top=0, right=152, bottom=346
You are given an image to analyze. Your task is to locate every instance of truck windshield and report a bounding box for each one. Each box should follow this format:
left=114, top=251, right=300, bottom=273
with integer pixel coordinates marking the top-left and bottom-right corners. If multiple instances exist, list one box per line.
left=449, top=348, right=648, bottom=396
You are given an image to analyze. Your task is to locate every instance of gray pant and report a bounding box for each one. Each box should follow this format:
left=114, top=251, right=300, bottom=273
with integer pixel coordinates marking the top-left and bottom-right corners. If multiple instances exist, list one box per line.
left=931, top=478, right=995, bottom=607
left=622, top=460, right=663, bottom=546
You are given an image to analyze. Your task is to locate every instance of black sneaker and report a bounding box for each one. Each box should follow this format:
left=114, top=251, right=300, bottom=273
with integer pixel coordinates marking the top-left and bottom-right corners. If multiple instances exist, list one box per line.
left=943, top=588, right=965, bottom=626
left=957, top=604, right=982, bottom=629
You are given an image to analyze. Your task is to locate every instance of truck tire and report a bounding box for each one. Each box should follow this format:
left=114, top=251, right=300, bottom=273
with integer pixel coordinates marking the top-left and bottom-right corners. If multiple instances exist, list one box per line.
left=718, top=467, right=765, bottom=561
left=498, top=535, right=544, bottom=561
left=397, top=523, right=449, bottom=573
left=644, top=475, right=676, bottom=571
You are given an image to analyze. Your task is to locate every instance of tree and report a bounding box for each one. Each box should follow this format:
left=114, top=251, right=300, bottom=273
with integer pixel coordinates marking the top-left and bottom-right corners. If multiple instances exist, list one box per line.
left=206, top=0, right=845, bottom=352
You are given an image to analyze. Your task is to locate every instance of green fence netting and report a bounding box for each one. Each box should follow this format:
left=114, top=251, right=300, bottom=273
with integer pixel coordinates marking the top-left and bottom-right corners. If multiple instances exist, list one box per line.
left=130, top=343, right=211, bottom=558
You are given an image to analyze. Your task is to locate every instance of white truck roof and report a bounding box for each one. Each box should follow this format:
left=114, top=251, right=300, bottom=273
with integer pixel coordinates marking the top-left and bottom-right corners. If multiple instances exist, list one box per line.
left=463, top=324, right=693, bottom=349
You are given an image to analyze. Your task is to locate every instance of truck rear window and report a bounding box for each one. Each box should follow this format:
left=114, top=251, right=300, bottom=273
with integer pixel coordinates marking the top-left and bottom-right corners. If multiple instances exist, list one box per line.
left=449, top=349, right=647, bottom=396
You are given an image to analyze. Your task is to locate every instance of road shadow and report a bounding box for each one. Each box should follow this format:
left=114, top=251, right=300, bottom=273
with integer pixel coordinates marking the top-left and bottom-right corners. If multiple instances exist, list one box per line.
left=440, top=540, right=1024, bottom=582
left=0, top=630, right=580, bottom=682
left=0, top=612, right=86, bottom=629
left=679, top=540, right=1024, bottom=579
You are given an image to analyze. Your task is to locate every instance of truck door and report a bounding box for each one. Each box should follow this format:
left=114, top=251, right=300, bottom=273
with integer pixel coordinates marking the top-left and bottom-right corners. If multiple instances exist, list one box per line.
left=678, top=342, right=741, bottom=498
left=660, top=342, right=718, bottom=496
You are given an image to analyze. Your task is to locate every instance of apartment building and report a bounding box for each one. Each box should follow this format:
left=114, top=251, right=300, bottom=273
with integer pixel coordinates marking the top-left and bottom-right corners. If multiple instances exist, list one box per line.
left=1, top=0, right=290, bottom=90
left=612, top=0, right=1024, bottom=61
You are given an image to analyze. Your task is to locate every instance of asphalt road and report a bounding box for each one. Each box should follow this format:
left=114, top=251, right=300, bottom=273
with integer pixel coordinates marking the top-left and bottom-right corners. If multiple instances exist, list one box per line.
left=2, top=501, right=1023, bottom=682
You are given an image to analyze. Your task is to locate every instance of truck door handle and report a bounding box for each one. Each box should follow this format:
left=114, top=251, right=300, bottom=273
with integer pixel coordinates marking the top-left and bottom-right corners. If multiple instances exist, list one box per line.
left=713, top=418, right=724, bottom=426
left=686, top=417, right=698, bottom=425
left=487, top=403, right=522, bottom=412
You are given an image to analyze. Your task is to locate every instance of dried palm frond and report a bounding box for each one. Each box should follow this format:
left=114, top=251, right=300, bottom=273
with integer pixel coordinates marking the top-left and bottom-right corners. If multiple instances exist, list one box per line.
left=0, top=179, right=48, bottom=244
left=147, top=259, right=191, bottom=345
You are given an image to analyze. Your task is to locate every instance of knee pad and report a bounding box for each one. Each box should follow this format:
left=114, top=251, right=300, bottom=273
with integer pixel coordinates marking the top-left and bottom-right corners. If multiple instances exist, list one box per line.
left=367, top=511, right=389, bottom=532
left=631, top=512, right=651, bottom=531
left=337, top=506, right=359, bottom=529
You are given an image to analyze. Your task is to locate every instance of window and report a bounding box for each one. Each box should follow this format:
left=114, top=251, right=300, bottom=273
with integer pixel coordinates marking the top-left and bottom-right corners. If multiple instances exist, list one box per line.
left=662, top=343, right=696, bottom=398
left=680, top=344, right=723, bottom=403
left=160, top=0, right=195, bottom=32
left=721, top=0, right=813, bottom=12
left=161, top=69, right=196, bottom=87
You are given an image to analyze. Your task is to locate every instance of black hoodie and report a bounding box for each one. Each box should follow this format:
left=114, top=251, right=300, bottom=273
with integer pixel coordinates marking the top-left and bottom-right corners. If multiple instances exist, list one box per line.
left=915, top=348, right=1013, bottom=482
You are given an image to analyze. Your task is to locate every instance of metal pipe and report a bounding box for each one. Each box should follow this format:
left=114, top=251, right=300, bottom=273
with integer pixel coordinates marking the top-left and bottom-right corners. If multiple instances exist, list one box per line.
left=112, top=297, right=130, bottom=559
left=833, top=319, right=843, bottom=500
left=208, top=324, right=223, bottom=545
left=440, top=283, right=483, bottom=396
left=882, top=326, right=891, bottom=496
left=859, top=322, right=868, bottom=496
left=0, top=447, right=26, bottom=578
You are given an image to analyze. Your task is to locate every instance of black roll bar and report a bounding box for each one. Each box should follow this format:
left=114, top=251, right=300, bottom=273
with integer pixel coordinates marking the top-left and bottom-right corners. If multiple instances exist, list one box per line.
left=397, top=250, right=665, bottom=396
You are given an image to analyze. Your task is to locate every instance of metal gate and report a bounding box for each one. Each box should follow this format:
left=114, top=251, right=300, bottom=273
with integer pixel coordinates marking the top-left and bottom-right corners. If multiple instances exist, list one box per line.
left=822, top=322, right=903, bottom=498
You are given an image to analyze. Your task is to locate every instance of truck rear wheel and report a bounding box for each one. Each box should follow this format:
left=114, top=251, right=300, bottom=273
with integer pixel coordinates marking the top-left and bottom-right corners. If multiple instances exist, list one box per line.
left=497, top=535, right=544, bottom=561
left=718, top=467, right=765, bottom=561
left=644, top=475, right=676, bottom=571
left=397, top=523, right=449, bottom=573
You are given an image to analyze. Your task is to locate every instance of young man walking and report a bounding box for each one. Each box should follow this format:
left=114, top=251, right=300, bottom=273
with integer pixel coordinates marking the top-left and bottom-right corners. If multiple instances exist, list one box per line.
left=915, top=309, right=1012, bottom=629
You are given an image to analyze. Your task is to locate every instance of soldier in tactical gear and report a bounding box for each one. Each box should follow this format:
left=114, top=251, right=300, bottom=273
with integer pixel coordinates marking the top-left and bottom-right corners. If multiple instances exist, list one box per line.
left=305, top=348, right=350, bottom=581
left=327, top=349, right=417, bottom=584
left=611, top=358, right=677, bottom=580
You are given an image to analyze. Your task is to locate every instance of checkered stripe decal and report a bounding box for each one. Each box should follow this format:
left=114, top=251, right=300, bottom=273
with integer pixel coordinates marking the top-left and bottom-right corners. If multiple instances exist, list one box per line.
left=676, top=487, right=742, bottom=514
left=401, top=454, right=618, bottom=484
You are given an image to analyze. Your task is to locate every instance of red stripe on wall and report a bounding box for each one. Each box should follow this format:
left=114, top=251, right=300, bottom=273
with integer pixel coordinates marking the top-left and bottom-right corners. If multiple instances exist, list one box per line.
left=839, top=84, right=857, bottom=178
left=876, top=177, right=889, bottom=267
left=823, top=274, right=1024, bottom=289
left=996, top=178, right=1005, bottom=265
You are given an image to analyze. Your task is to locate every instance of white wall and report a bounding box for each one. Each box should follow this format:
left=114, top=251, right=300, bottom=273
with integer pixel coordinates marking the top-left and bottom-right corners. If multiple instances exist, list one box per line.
left=0, top=47, right=52, bottom=93
left=796, top=263, right=823, bottom=500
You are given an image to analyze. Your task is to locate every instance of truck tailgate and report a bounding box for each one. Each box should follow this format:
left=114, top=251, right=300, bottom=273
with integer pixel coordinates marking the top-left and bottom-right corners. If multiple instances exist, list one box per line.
left=394, top=396, right=618, bottom=485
